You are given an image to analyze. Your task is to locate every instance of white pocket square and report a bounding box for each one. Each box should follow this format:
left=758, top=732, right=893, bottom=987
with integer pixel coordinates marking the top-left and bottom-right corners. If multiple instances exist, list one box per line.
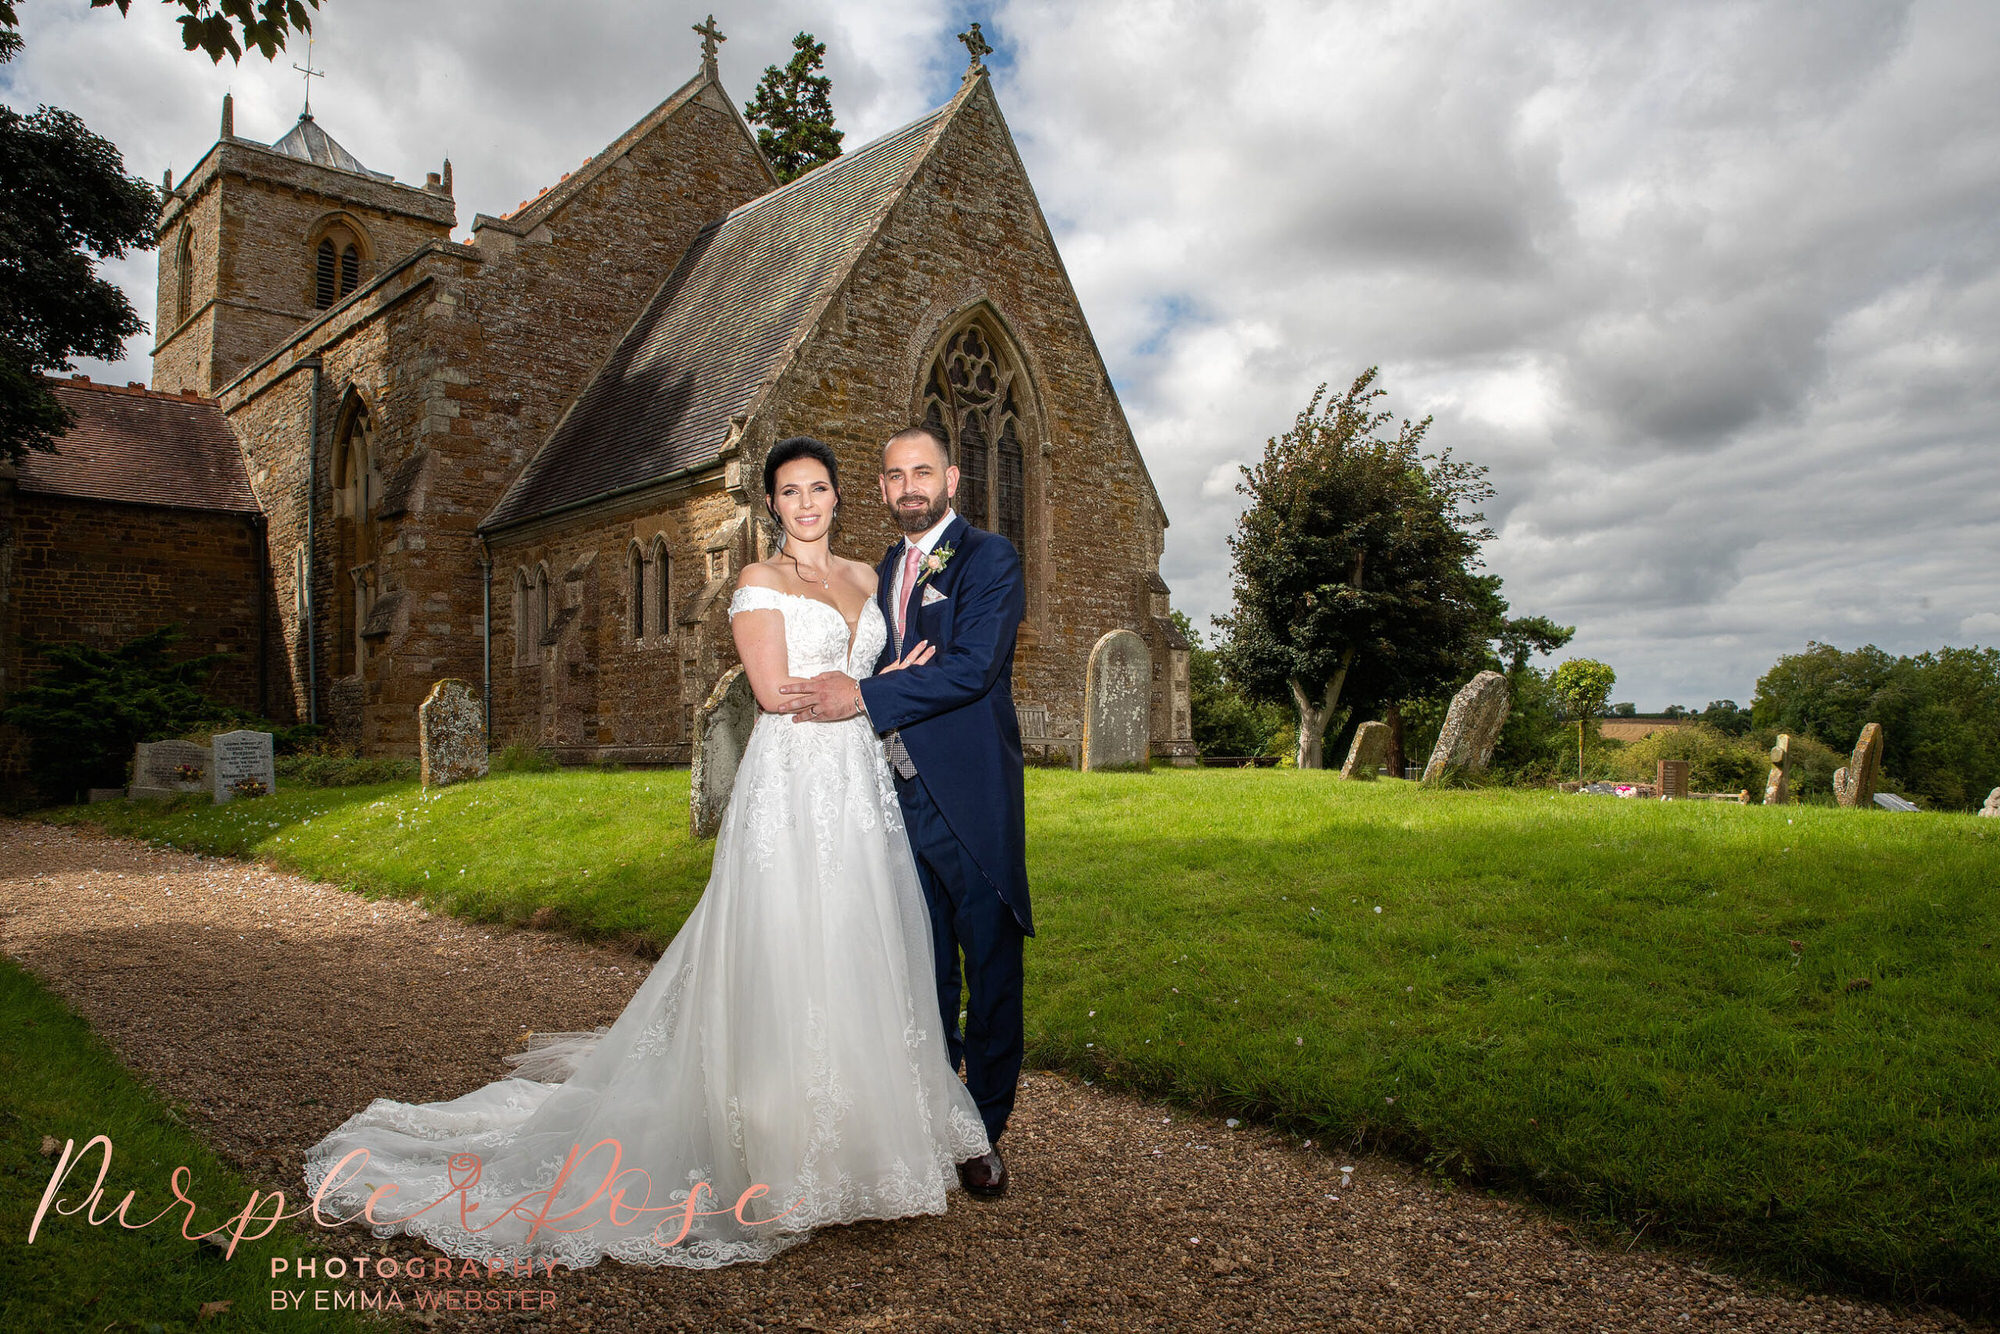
left=921, top=584, right=948, bottom=606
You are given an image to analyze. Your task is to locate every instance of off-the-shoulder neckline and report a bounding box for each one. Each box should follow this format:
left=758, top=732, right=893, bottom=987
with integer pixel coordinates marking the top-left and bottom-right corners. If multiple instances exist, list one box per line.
left=734, top=585, right=875, bottom=662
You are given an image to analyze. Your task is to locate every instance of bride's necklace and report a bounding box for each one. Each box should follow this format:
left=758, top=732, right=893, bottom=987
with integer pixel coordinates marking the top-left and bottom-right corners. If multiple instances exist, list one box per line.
left=788, top=552, right=831, bottom=591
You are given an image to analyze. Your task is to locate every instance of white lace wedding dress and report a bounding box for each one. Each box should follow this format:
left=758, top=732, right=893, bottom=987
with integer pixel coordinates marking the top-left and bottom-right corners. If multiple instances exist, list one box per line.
left=301, top=586, right=991, bottom=1270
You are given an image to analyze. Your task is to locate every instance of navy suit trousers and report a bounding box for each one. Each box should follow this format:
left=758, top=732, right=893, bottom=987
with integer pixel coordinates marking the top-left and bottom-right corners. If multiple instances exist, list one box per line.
left=895, top=768, right=1024, bottom=1146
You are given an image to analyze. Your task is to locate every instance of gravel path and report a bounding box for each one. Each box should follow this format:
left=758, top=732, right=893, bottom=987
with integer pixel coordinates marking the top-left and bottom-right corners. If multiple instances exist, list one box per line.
left=1, top=817, right=1982, bottom=1334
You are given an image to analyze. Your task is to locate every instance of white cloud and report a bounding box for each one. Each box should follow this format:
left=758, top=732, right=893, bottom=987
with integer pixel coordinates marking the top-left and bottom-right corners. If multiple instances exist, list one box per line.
left=9, top=0, right=1998, bottom=706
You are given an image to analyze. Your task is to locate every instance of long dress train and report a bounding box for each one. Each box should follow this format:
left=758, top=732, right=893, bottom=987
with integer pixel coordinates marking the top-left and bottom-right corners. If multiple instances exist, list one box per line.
left=300, top=586, right=991, bottom=1269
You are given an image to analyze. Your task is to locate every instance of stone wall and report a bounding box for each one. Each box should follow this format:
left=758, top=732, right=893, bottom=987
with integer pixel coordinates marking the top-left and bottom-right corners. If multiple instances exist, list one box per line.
left=154, top=138, right=455, bottom=396
left=0, top=488, right=269, bottom=793
left=216, top=72, right=774, bottom=758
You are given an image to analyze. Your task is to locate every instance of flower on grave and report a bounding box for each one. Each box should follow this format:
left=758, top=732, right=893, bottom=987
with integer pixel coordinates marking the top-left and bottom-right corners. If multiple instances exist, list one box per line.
left=917, top=542, right=956, bottom=584
left=174, top=763, right=205, bottom=784
left=229, top=776, right=268, bottom=799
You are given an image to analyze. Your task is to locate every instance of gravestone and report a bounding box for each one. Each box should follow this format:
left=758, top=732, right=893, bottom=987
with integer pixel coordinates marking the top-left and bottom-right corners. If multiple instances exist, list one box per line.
left=1762, top=734, right=1792, bottom=805
left=210, top=730, right=275, bottom=803
left=1341, top=721, right=1392, bottom=781
left=1979, top=787, right=2000, bottom=818
left=1872, top=792, right=1918, bottom=813
left=1656, top=759, right=1691, bottom=800
left=419, top=679, right=488, bottom=787
left=691, top=666, right=757, bottom=838
left=1083, top=629, right=1150, bottom=770
left=1421, top=671, right=1509, bottom=782
left=1833, top=723, right=1884, bottom=809
left=130, top=739, right=213, bottom=801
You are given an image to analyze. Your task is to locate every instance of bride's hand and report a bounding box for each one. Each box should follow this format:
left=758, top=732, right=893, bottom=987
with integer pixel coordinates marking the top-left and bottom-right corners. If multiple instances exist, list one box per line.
left=880, top=640, right=935, bottom=673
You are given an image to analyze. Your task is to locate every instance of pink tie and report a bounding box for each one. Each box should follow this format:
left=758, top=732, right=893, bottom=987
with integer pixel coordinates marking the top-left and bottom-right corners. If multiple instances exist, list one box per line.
left=895, top=543, right=922, bottom=649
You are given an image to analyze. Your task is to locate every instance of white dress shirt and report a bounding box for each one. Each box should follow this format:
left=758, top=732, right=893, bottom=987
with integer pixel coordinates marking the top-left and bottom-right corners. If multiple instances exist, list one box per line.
left=890, top=507, right=957, bottom=626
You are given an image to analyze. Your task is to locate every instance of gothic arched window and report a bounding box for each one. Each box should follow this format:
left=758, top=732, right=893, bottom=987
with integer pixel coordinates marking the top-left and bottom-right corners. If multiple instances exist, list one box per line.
left=651, top=536, right=672, bottom=641
left=514, top=569, right=536, bottom=665
left=312, top=223, right=367, bottom=310
left=921, top=321, right=1027, bottom=551
left=174, top=229, right=195, bottom=327
left=331, top=400, right=380, bottom=677
left=628, top=543, right=646, bottom=641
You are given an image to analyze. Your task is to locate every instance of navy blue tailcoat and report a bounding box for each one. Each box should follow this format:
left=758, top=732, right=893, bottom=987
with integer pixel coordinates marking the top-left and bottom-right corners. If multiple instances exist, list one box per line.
left=856, top=515, right=1033, bottom=937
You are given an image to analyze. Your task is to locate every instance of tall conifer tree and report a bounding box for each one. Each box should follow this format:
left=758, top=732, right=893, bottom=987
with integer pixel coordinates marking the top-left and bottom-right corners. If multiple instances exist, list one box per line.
left=744, top=32, right=843, bottom=184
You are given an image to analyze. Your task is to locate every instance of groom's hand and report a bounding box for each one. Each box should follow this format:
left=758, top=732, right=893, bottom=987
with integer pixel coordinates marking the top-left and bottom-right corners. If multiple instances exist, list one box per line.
left=780, top=671, right=863, bottom=723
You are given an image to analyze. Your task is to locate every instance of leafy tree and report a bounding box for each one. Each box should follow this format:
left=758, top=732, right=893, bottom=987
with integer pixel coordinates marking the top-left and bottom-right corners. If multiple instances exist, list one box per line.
left=4, top=1, right=321, bottom=64
left=1550, top=657, right=1616, bottom=780
left=1215, top=369, right=1500, bottom=768
left=1698, top=699, right=1752, bottom=736
left=743, top=31, right=843, bottom=184
left=2, top=625, right=233, bottom=803
left=0, top=34, right=160, bottom=464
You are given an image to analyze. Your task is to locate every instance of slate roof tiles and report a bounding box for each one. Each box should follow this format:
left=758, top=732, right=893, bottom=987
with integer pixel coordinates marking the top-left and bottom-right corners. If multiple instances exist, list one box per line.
left=19, top=378, right=258, bottom=514
left=481, top=101, right=953, bottom=531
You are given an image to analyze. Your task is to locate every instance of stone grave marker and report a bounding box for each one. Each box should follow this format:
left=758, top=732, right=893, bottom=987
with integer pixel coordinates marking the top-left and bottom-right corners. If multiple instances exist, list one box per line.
left=1979, top=787, right=2000, bottom=818
left=1872, top=792, right=1919, bottom=812
left=691, top=666, right=757, bottom=838
left=1656, top=759, right=1691, bottom=800
left=419, top=679, right=488, bottom=788
left=1421, top=671, right=1509, bottom=782
left=1083, top=629, right=1150, bottom=770
left=129, top=739, right=212, bottom=801
left=1833, top=723, right=1883, bottom=808
left=1341, top=721, right=1392, bottom=781
left=210, top=730, right=275, bottom=803
left=1762, top=734, right=1792, bottom=805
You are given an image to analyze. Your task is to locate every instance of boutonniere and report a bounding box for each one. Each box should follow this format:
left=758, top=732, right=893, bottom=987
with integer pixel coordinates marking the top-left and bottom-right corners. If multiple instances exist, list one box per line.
left=917, top=542, right=955, bottom=585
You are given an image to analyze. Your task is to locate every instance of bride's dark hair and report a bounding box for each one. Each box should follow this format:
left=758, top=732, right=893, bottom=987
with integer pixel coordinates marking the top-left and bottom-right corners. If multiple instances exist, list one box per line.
left=762, top=437, right=841, bottom=541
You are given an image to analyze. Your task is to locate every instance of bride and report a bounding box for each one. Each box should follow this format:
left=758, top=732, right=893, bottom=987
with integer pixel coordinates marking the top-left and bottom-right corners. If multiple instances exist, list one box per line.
left=301, top=436, right=994, bottom=1270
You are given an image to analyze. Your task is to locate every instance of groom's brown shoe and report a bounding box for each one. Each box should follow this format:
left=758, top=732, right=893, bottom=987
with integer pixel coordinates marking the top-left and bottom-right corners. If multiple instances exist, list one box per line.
left=957, top=1149, right=1007, bottom=1199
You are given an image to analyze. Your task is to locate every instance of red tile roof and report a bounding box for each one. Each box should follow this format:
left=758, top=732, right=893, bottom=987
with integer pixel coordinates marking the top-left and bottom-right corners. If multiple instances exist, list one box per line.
left=19, top=377, right=258, bottom=513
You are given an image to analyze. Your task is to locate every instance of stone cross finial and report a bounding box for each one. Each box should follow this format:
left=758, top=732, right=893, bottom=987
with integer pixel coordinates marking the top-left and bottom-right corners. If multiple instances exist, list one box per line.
left=959, top=22, right=993, bottom=73
left=693, top=14, right=725, bottom=66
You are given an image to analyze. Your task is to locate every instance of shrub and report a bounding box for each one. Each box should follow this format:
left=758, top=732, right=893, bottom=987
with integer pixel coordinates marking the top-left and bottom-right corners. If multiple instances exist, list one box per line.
left=1609, top=723, right=1765, bottom=793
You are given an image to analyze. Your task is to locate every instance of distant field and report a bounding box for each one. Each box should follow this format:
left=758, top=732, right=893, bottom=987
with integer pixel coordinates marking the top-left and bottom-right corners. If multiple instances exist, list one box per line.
left=38, top=769, right=2000, bottom=1313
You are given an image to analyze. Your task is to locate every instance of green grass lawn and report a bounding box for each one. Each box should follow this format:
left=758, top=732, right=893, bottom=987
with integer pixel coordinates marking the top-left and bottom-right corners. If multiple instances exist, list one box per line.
left=0, top=955, right=385, bottom=1332
left=36, top=769, right=2000, bottom=1314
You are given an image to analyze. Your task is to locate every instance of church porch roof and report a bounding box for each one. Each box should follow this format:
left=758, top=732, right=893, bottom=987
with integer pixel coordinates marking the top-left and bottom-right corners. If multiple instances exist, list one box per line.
left=20, top=378, right=257, bottom=514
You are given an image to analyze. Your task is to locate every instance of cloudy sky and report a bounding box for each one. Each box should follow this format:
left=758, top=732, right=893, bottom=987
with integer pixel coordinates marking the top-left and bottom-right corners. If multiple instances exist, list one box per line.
left=8, top=0, right=1997, bottom=708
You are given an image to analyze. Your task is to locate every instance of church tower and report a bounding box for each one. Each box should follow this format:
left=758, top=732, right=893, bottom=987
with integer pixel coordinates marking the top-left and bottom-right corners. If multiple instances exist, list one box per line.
left=151, top=94, right=456, bottom=396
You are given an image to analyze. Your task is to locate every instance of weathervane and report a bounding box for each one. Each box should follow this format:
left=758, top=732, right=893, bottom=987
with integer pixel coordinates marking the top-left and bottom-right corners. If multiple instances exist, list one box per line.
left=292, top=29, right=323, bottom=119
left=958, top=22, right=992, bottom=76
left=693, top=14, right=725, bottom=68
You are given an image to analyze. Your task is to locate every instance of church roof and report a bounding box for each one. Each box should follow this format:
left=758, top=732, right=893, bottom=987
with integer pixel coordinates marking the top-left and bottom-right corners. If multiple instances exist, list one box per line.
left=20, top=378, right=258, bottom=514
left=269, top=113, right=390, bottom=181
left=481, top=101, right=954, bottom=532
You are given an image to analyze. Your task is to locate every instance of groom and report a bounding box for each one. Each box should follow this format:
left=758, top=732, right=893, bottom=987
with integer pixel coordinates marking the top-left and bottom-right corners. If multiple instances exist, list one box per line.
left=779, top=422, right=1030, bottom=1199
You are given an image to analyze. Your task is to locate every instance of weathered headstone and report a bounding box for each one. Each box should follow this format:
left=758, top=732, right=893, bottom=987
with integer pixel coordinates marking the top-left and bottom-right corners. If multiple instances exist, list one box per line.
left=210, top=730, right=275, bottom=803
left=1762, top=734, right=1792, bottom=806
left=1979, top=787, right=2000, bottom=818
left=691, top=666, right=757, bottom=838
left=130, top=739, right=212, bottom=801
left=1833, top=723, right=1884, bottom=809
left=1421, top=671, right=1509, bottom=782
left=1656, top=759, right=1691, bottom=800
left=1873, top=792, right=1919, bottom=813
left=1082, top=629, right=1150, bottom=770
left=1340, top=721, right=1392, bottom=781
left=419, top=679, right=488, bottom=788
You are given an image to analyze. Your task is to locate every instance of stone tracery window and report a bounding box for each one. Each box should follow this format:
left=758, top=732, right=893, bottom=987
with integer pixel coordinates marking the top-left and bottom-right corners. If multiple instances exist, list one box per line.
left=514, top=569, right=537, bottom=665
left=921, top=321, right=1027, bottom=552
left=628, top=543, right=646, bottom=641
left=331, top=400, right=380, bottom=678
left=312, top=222, right=366, bottom=310
left=174, top=228, right=195, bottom=327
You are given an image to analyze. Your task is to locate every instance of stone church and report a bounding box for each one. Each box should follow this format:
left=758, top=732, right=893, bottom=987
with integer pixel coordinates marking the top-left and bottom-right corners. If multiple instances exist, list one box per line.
left=29, top=27, right=1193, bottom=771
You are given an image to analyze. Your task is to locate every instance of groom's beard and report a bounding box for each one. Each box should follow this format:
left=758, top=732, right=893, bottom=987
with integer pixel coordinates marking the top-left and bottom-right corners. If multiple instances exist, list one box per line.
left=894, top=490, right=949, bottom=534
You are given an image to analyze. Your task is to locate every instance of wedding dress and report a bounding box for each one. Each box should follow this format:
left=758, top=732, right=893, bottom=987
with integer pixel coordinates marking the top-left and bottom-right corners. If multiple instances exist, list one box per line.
left=301, top=586, right=992, bottom=1270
